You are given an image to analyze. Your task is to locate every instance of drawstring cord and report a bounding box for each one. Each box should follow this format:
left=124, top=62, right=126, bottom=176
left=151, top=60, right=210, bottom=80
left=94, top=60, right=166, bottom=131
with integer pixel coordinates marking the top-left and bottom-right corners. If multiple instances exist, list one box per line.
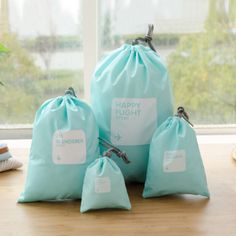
left=99, top=138, right=130, bottom=164
left=176, top=106, right=194, bottom=127
left=132, top=24, right=156, bottom=52
left=65, top=87, right=77, bottom=97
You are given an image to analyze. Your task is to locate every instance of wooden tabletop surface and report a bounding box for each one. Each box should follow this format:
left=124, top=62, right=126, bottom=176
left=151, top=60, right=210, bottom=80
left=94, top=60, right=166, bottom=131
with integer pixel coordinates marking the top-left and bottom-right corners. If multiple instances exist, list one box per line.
left=0, top=143, right=236, bottom=236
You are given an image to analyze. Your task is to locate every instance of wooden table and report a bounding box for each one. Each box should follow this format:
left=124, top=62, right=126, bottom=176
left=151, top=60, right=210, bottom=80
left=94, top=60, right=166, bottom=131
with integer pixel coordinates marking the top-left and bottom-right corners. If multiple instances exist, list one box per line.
left=0, top=144, right=236, bottom=236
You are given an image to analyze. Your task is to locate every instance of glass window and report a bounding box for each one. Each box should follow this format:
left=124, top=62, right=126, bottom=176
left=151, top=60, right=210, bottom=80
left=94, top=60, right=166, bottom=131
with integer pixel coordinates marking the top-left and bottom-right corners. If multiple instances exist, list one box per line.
left=99, top=0, right=236, bottom=124
left=0, top=0, right=83, bottom=124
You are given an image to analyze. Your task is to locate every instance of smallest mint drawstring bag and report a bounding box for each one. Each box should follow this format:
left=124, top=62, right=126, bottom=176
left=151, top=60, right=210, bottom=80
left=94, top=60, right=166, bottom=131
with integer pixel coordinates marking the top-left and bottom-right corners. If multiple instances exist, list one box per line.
left=143, top=107, right=210, bottom=198
left=80, top=138, right=131, bottom=213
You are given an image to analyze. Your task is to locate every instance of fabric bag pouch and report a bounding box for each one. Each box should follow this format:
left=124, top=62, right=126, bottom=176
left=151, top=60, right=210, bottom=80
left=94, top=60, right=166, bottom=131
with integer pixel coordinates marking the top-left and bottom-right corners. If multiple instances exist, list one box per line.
left=80, top=140, right=131, bottom=212
left=91, top=25, right=173, bottom=182
left=18, top=88, right=99, bottom=202
left=143, top=107, right=209, bottom=198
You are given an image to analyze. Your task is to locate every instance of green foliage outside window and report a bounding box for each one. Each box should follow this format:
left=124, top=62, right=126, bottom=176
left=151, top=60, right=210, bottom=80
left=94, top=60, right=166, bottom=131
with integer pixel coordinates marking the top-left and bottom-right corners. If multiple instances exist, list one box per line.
left=0, top=0, right=235, bottom=124
left=0, top=42, right=9, bottom=86
left=168, top=0, right=236, bottom=124
left=0, top=34, right=83, bottom=124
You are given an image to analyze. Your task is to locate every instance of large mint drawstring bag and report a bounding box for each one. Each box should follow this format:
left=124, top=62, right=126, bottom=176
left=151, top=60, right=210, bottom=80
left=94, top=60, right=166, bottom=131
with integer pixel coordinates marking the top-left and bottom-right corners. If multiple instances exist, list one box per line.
left=143, top=107, right=209, bottom=198
left=18, top=88, right=99, bottom=202
left=80, top=146, right=131, bottom=213
left=91, top=25, right=173, bottom=182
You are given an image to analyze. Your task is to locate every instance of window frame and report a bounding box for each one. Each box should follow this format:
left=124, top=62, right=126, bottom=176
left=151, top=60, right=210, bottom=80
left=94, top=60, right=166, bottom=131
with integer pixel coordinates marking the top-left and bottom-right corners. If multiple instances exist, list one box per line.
left=0, top=0, right=235, bottom=139
left=83, top=0, right=100, bottom=102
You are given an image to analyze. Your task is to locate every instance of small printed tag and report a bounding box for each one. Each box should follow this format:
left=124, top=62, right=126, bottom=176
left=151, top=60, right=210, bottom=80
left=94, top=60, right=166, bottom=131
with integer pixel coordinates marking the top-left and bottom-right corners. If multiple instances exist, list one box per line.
left=111, top=98, right=157, bottom=145
left=163, top=150, right=186, bottom=173
left=52, top=130, right=86, bottom=165
left=94, top=177, right=111, bottom=193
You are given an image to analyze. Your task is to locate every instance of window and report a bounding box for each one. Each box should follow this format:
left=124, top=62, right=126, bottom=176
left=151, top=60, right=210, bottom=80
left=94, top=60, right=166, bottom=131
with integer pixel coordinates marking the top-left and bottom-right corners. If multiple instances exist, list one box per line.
left=99, top=0, right=236, bottom=124
left=0, top=0, right=83, bottom=124
left=0, top=0, right=235, bottom=128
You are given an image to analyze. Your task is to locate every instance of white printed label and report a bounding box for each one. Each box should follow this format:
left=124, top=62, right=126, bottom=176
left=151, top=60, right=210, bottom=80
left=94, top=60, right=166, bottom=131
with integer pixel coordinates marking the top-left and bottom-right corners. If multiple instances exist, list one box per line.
left=111, top=98, right=157, bottom=145
left=163, top=150, right=186, bottom=172
left=52, top=130, right=86, bottom=164
left=94, top=177, right=111, bottom=193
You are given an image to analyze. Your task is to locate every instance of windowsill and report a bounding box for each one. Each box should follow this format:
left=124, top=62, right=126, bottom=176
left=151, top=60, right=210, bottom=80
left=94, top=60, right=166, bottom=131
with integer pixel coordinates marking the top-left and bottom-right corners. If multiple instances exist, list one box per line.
left=1, top=135, right=235, bottom=149
left=0, top=124, right=236, bottom=140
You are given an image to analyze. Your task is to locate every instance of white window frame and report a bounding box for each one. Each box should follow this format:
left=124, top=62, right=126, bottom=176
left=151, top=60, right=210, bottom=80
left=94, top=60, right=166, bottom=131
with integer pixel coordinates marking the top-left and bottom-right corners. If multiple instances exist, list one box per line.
left=83, top=0, right=100, bottom=102
left=0, top=0, right=236, bottom=139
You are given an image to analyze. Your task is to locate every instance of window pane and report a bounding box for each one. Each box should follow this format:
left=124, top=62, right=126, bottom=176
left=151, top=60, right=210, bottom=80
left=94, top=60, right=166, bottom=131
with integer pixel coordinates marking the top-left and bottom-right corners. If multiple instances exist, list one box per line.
left=99, top=0, right=236, bottom=124
left=0, top=0, right=83, bottom=124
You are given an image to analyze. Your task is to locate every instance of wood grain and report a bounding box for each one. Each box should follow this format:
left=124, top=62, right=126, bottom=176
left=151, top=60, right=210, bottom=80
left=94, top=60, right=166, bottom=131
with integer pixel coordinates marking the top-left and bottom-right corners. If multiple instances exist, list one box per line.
left=0, top=143, right=236, bottom=236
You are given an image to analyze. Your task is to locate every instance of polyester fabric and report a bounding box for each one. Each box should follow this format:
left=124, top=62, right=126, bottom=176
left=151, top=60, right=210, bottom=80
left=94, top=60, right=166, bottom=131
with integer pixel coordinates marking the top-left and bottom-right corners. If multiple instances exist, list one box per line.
left=18, top=95, right=99, bottom=202
left=143, top=116, right=209, bottom=198
left=91, top=44, right=173, bottom=182
left=80, top=157, right=131, bottom=212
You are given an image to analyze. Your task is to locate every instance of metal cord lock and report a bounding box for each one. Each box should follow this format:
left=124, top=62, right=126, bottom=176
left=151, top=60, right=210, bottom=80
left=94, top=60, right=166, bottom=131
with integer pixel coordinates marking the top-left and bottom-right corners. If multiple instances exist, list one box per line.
left=99, top=138, right=130, bottom=164
left=176, top=106, right=194, bottom=127
left=132, top=24, right=156, bottom=52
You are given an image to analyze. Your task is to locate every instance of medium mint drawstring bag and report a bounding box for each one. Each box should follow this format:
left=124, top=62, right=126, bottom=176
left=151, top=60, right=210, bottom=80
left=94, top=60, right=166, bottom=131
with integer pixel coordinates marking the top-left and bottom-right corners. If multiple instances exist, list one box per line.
left=18, top=88, right=99, bottom=202
left=80, top=140, right=131, bottom=213
left=91, top=25, right=173, bottom=182
left=143, top=107, right=209, bottom=198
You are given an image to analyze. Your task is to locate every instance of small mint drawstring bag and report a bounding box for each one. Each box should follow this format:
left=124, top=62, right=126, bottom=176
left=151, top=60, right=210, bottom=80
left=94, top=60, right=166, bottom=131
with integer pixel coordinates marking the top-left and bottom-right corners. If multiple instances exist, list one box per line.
left=80, top=139, right=131, bottom=212
left=143, top=107, right=209, bottom=198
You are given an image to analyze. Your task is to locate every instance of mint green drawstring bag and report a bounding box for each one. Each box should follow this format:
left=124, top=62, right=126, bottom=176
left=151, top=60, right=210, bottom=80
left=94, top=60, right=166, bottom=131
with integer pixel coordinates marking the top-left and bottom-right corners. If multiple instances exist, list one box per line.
left=18, top=88, right=99, bottom=202
left=143, top=108, right=209, bottom=198
left=91, top=25, right=173, bottom=182
left=80, top=147, right=131, bottom=213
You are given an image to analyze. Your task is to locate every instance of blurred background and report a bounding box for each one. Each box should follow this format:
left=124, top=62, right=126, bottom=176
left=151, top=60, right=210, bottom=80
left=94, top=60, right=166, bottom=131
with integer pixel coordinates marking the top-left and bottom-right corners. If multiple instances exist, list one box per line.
left=0, top=0, right=235, bottom=125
